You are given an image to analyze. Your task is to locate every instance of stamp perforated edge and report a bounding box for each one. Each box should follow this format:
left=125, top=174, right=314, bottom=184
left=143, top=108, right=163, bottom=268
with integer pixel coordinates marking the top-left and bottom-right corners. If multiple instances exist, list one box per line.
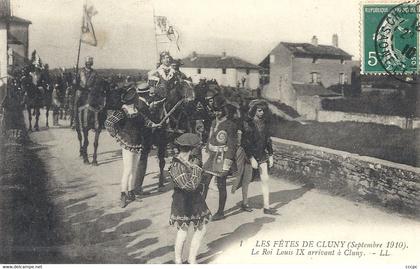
left=360, top=0, right=420, bottom=75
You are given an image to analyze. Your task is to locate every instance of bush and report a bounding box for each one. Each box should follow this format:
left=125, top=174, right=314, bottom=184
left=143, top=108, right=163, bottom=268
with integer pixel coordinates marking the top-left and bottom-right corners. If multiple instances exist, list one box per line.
left=321, top=91, right=418, bottom=117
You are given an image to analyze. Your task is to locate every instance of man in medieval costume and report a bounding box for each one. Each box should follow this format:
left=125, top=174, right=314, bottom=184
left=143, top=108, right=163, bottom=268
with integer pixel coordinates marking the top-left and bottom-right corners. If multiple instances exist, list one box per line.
left=134, top=82, right=168, bottom=195
left=148, top=51, right=179, bottom=97
left=201, top=95, right=239, bottom=221
left=73, top=56, right=99, bottom=126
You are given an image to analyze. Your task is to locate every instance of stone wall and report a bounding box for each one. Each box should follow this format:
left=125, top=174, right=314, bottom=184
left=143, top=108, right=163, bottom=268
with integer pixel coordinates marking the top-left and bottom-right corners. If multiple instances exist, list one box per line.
left=270, top=137, right=420, bottom=215
left=317, top=110, right=415, bottom=129
left=296, top=95, right=322, bottom=120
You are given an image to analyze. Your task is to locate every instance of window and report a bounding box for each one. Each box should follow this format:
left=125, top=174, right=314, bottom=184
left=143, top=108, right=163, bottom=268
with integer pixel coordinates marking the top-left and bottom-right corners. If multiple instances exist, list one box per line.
left=270, top=55, right=275, bottom=64
left=341, top=59, right=346, bottom=65
left=222, top=68, right=226, bottom=74
left=312, top=58, right=318, bottom=64
left=311, top=72, right=321, bottom=84
left=339, top=73, right=346, bottom=84
left=197, top=68, right=201, bottom=74
left=246, top=69, right=250, bottom=75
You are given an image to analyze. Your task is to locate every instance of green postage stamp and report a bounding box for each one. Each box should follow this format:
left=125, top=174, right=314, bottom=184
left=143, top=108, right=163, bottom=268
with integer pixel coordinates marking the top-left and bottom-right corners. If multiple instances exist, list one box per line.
left=362, top=2, right=419, bottom=76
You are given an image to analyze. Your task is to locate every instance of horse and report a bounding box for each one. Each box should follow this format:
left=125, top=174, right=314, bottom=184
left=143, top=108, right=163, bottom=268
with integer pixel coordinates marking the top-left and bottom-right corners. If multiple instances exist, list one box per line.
left=23, top=67, right=53, bottom=130
left=21, top=72, right=43, bottom=131
left=136, top=79, right=197, bottom=190
left=74, top=78, right=110, bottom=165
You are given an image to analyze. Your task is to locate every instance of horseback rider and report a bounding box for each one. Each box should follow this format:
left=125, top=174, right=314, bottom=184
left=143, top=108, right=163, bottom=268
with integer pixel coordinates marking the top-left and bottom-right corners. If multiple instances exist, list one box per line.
left=73, top=56, right=99, bottom=125
left=22, top=64, right=43, bottom=131
left=78, top=56, right=98, bottom=92
left=42, top=64, right=52, bottom=88
left=20, top=66, right=33, bottom=92
left=29, top=63, right=44, bottom=91
left=148, top=51, right=179, bottom=97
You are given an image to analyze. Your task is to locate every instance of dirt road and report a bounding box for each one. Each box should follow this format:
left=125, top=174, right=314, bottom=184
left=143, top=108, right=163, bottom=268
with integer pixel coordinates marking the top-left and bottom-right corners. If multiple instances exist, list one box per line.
left=2, top=110, right=418, bottom=264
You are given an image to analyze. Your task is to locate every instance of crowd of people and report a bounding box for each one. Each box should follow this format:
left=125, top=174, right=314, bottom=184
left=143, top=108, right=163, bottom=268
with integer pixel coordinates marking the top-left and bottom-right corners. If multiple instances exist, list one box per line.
left=104, top=51, right=277, bottom=264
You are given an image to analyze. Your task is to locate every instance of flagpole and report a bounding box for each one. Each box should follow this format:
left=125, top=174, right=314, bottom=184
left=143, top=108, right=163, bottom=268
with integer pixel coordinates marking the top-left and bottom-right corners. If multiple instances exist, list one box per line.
left=75, top=0, right=87, bottom=85
left=152, top=4, right=159, bottom=64
left=75, top=38, right=82, bottom=84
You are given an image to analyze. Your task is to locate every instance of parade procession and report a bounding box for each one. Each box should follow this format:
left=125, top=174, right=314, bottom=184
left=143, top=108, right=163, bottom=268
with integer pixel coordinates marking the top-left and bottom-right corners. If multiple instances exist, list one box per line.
left=1, top=0, right=420, bottom=266
left=0, top=0, right=284, bottom=264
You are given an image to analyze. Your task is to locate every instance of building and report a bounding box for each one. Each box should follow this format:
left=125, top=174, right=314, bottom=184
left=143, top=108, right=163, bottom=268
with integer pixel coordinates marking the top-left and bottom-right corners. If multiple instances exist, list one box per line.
left=180, top=52, right=261, bottom=89
left=0, top=0, right=11, bottom=101
left=5, top=16, right=31, bottom=68
left=259, top=35, right=353, bottom=109
left=0, top=0, right=31, bottom=102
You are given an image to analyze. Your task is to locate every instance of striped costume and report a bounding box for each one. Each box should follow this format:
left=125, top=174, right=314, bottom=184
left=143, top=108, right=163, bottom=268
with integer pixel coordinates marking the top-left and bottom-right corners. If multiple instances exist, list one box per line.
left=105, top=103, right=153, bottom=153
left=169, top=157, right=211, bottom=230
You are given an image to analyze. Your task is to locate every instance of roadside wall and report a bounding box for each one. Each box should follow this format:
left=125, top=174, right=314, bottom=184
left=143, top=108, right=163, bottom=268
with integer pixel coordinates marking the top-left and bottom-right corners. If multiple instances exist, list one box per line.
left=295, top=96, right=419, bottom=129
left=296, top=95, right=322, bottom=120
left=271, top=137, right=420, bottom=215
left=317, top=110, right=414, bottom=129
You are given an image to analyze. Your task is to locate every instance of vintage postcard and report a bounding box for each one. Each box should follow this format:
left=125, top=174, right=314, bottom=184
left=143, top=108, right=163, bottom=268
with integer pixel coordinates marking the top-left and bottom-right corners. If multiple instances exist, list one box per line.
left=0, top=0, right=419, bottom=267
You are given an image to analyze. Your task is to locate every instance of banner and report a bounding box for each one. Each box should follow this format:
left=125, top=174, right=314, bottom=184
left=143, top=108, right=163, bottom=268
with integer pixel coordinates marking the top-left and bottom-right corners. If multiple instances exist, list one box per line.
left=80, top=4, right=98, bottom=46
left=155, top=16, right=168, bottom=35
left=154, top=15, right=180, bottom=51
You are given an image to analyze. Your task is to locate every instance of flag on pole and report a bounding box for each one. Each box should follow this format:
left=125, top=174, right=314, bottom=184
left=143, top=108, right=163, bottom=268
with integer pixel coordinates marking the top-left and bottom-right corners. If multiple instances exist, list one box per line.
left=167, top=25, right=180, bottom=51
left=154, top=15, right=181, bottom=51
left=155, top=16, right=168, bottom=35
left=80, top=5, right=98, bottom=46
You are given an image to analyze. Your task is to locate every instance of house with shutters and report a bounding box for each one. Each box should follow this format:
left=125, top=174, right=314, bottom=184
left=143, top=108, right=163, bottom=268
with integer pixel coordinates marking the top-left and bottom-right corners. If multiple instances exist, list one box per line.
left=180, top=52, right=261, bottom=89
left=259, top=35, right=353, bottom=109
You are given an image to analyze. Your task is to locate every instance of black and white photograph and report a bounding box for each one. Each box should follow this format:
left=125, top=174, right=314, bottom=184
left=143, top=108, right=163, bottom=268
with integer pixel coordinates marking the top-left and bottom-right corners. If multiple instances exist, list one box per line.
left=0, top=0, right=419, bottom=266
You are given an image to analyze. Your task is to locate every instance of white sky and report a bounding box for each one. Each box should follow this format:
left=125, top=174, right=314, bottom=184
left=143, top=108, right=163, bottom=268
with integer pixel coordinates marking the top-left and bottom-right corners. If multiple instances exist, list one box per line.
left=11, top=0, right=360, bottom=69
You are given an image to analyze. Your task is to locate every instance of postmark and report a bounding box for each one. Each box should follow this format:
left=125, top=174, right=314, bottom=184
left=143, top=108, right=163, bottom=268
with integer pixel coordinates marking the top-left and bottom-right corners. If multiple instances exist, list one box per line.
left=362, top=1, right=419, bottom=82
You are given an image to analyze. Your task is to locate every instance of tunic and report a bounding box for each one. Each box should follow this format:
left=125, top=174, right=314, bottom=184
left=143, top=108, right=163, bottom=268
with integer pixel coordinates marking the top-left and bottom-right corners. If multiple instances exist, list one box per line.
left=203, top=117, right=238, bottom=176
left=105, top=99, right=153, bottom=153
left=79, top=67, right=98, bottom=91
left=148, top=65, right=178, bottom=97
left=241, top=117, right=273, bottom=163
left=169, top=156, right=211, bottom=230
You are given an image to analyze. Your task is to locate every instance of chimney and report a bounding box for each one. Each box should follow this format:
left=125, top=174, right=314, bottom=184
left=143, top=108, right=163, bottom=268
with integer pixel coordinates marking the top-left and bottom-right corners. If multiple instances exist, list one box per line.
left=311, top=35, right=318, bottom=46
left=332, top=34, right=339, bottom=47
left=222, top=51, right=226, bottom=58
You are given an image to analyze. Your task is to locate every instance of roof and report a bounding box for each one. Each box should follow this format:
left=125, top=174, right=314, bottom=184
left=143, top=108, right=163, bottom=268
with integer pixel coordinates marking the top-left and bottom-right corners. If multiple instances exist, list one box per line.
left=276, top=42, right=352, bottom=60
left=181, top=53, right=260, bottom=70
left=293, top=83, right=340, bottom=97
left=0, top=16, right=32, bottom=25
